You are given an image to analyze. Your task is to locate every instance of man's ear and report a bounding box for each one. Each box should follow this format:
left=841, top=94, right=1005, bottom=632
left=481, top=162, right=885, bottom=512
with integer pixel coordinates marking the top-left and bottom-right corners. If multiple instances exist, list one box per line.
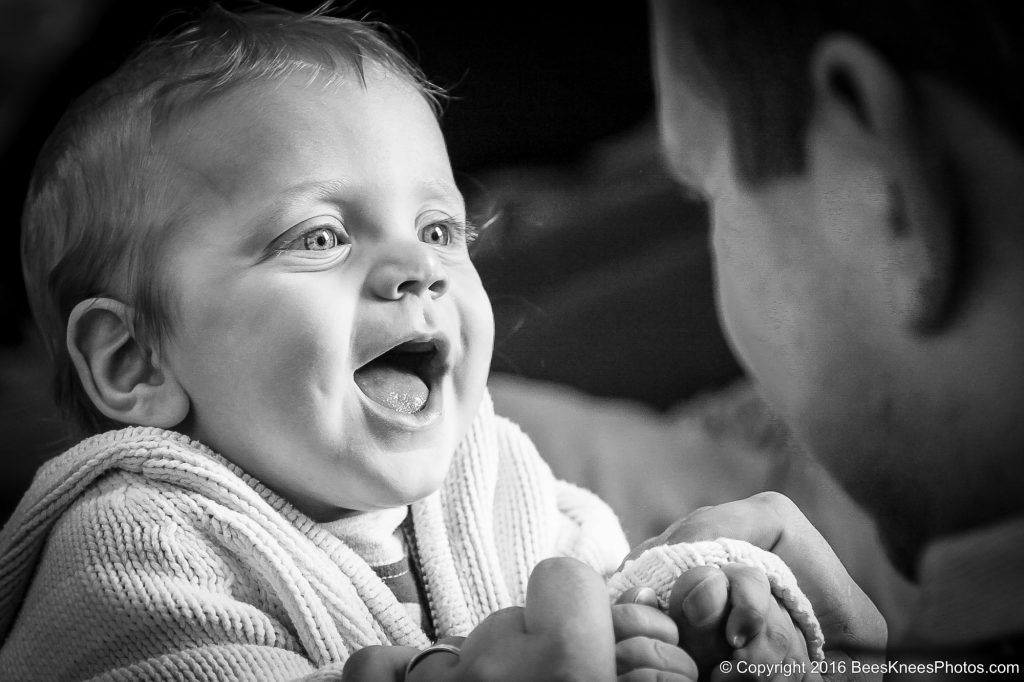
left=66, top=298, right=189, bottom=428
left=808, top=35, right=958, bottom=332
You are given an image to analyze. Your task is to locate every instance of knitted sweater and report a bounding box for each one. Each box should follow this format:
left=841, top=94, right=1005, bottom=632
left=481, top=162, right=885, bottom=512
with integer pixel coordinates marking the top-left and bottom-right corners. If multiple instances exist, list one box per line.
left=0, top=394, right=822, bottom=680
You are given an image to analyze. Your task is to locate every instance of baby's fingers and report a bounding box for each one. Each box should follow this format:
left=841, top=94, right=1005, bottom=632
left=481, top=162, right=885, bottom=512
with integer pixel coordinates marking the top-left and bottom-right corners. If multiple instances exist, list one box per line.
left=729, top=599, right=820, bottom=682
left=720, top=564, right=772, bottom=649
left=667, top=565, right=731, bottom=671
left=616, top=636, right=698, bottom=680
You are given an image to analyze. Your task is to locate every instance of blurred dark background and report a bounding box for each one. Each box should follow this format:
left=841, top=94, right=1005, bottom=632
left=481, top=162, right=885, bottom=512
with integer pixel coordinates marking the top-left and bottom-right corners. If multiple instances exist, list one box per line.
left=0, top=0, right=740, bottom=519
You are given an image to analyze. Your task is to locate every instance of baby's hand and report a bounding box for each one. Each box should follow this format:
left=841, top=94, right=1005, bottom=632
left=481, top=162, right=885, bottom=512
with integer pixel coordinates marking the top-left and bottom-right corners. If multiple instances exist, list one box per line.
left=667, top=564, right=820, bottom=681
left=612, top=586, right=699, bottom=681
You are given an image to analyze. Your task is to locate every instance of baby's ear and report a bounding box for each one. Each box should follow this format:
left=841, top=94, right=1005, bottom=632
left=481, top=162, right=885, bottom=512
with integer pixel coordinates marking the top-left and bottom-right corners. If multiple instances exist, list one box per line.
left=66, top=298, right=189, bottom=428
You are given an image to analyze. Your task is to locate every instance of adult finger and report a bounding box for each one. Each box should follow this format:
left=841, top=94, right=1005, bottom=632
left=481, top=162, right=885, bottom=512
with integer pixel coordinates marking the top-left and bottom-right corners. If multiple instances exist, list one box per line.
left=525, top=557, right=615, bottom=642
left=458, top=606, right=526, bottom=659
left=612, top=603, right=679, bottom=645
left=524, top=558, right=617, bottom=681
left=616, top=586, right=660, bottom=608
left=460, top=602, right=616, bottom=682
left=616, top=637, right=698, bottom=678
left=340, top=644, right=418, bottom=682
left=404, top=636, right=465, bottom=682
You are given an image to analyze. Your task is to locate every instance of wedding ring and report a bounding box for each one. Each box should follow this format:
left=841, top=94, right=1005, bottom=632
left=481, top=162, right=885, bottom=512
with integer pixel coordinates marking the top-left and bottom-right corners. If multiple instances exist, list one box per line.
left=404, top=642, right=462, bottom=677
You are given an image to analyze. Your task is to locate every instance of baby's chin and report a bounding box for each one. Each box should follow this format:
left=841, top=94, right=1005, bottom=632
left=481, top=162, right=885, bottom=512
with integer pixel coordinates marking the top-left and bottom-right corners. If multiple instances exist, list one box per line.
left=359, top=454, right=455, bottom=510
left=324, top=486, right=443, bottom=519
left=300, top=484, right=442, bottom=522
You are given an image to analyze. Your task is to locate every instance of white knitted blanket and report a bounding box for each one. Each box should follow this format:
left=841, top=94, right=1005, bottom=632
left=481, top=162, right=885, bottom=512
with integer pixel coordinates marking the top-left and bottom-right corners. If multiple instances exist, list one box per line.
left=0, top=393, right=821, bottom=680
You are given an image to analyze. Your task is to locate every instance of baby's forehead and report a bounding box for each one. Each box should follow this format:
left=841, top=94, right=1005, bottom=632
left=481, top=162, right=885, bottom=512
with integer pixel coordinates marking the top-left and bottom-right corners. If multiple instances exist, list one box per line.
left=158, top=58, right=422, bottom=127
left=148, top=68, right=457, bottom=245
left=156, top=68, right=434, bottom=192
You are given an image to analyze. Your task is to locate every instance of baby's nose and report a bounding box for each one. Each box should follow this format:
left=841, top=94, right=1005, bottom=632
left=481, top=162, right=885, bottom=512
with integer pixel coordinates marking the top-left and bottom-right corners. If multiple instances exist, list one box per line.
left=367, top=241, right=449, bottom=300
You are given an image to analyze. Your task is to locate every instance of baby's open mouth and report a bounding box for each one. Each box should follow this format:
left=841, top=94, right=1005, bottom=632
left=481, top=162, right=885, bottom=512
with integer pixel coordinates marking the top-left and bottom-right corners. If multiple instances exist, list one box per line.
left=354, top=340, right=440, bottom=414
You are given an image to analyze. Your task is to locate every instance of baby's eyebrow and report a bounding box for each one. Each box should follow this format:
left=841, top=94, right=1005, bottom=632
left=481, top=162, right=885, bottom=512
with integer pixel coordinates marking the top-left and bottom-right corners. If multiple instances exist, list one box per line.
left=418, top=178, right=464, bottom=205
left=275, top=178, right=353, bottom=206
left=251, top=178, right=352, bottom=231
left=239, top=179, right=350, bottom=254
left=251, top=177, right=466, bottom=242
left=267, top=178, right=463, bottom=212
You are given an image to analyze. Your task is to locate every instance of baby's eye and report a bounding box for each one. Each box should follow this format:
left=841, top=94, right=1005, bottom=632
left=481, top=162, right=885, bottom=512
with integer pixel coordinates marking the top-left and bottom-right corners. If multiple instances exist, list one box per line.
left=419, top=222, right=451, bottom=246
left=270, top=218, right=350, bottom=257
left=303, top=226, right=339, bottom=251
left=417, top=218, right=479, bottom=246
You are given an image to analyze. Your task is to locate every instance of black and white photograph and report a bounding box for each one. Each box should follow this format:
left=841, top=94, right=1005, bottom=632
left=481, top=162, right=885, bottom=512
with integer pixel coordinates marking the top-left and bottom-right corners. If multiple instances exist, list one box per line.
left=0, top=1, right=1021, bottom=679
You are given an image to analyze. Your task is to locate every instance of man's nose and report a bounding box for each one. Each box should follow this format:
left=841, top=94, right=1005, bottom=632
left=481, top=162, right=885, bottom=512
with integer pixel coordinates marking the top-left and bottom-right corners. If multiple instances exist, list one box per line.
left=366, top=240, right=449, bottom=300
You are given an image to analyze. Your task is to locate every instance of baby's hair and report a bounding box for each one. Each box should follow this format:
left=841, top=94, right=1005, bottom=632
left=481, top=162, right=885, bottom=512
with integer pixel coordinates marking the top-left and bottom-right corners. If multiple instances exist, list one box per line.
left=21, top=1, right=445, bottom=435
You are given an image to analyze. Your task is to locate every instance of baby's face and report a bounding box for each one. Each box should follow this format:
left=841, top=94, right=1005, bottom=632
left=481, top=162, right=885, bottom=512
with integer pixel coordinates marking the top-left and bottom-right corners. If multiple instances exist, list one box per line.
left=157, top=68, right=493, bottom=519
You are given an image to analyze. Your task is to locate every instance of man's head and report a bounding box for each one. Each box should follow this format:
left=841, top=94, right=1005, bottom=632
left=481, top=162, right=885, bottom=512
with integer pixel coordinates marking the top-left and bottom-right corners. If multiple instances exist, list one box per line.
left=22, top=4, right=495, bottom=520
left=651, top=0, right=1024, bottom=570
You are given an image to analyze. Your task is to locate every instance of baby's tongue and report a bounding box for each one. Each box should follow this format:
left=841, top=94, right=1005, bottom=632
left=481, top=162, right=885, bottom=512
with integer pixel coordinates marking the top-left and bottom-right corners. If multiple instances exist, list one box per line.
left=355, top=363, right=428, bottom=414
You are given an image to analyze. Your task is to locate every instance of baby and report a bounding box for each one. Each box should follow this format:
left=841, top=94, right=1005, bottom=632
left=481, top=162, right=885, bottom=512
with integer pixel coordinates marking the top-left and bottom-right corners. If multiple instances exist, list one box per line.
left=0, top=4, right=822, bottom=680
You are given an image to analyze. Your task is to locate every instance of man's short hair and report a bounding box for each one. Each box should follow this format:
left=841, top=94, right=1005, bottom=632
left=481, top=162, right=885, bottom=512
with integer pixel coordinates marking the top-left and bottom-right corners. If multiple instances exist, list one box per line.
left=661, top=1, right=1024, bottom=183
left=21, top=3, right=443, bottom=434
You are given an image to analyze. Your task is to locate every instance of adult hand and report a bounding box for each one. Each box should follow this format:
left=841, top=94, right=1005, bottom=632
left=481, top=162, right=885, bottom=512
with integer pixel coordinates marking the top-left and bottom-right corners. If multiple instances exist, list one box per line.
left=344, top=557, right=618, bottom=681
left=627, top=493, right=887, bottom=663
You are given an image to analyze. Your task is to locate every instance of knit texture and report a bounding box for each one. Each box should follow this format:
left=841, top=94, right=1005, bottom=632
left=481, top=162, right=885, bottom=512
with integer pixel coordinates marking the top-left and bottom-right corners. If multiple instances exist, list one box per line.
left=0, top=393, right=822, bottom=679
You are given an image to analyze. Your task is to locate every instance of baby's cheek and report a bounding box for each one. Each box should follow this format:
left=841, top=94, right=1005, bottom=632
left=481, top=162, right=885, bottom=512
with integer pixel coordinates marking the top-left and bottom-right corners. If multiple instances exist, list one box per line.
left=260, top=314, right=349, bottom=406
left=457, top=309, right=493, bottom=399
left=461, top=282, right=495, bottom=363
